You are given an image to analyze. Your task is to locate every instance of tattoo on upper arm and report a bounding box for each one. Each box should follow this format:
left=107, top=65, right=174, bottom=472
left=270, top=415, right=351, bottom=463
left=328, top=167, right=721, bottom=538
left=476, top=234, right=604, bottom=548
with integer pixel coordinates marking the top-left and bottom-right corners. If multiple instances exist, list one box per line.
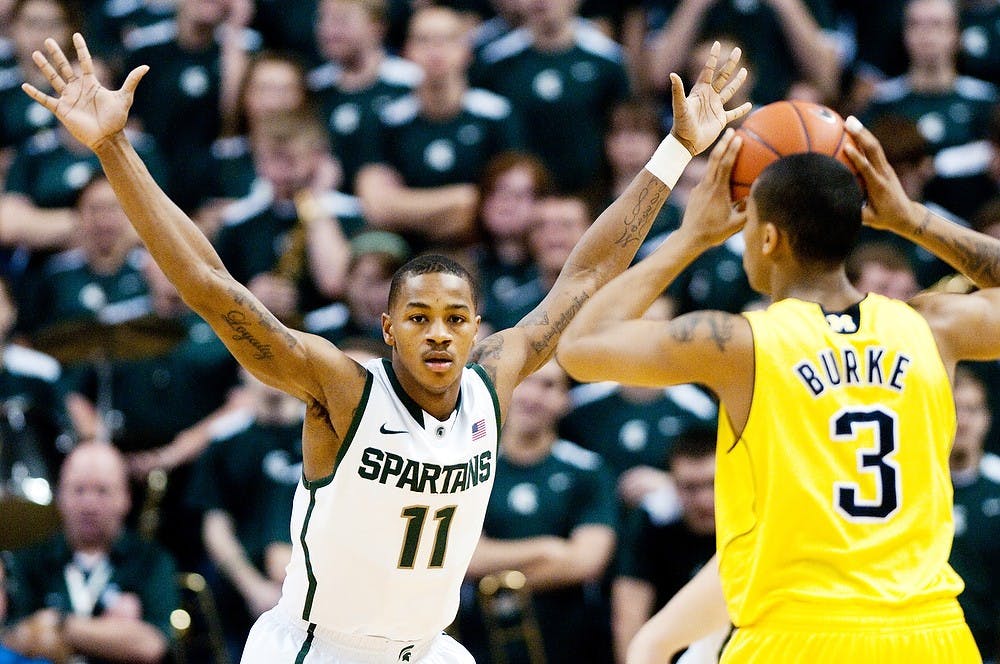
left=616, top=181, right=668, bottom=247
left=670, top=312, right=734, bottom=351
left=221, top=288, right=298, bottom=360
left=528, top=293, right=590, bottom=354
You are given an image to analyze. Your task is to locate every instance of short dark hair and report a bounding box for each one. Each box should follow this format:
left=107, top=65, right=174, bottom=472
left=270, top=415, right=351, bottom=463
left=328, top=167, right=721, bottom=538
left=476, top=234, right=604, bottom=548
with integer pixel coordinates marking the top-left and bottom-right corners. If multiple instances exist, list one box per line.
left=668, top=428, right=717, bottom=468
left=387, top=254, right=480, bottom=311
left=753, top=153, right=864, bottom=264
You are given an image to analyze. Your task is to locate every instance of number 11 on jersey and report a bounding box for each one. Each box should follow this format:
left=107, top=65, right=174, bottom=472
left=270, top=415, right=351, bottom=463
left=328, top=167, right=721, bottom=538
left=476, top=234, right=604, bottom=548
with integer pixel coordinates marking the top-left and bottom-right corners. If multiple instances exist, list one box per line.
left=398, top=505, right=458, bottom=569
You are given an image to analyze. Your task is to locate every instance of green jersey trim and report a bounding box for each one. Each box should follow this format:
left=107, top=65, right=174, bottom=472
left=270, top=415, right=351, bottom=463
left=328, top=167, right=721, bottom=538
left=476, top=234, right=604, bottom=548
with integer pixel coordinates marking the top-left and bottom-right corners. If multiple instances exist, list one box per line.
left=299, top=490, right=320, bottom=621
left=382, top=358, right=426, bottom=427
left=302, top=368, right=374, bottom=490
left=381, top=358, right=464, bottom=427
left=294, top=623, right=316, bottom=663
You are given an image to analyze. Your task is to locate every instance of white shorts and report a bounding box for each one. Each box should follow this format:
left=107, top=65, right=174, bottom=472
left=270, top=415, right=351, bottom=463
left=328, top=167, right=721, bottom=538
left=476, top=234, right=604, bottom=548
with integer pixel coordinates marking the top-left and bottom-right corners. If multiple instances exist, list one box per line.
left=241, top=607, right=475, bottom=664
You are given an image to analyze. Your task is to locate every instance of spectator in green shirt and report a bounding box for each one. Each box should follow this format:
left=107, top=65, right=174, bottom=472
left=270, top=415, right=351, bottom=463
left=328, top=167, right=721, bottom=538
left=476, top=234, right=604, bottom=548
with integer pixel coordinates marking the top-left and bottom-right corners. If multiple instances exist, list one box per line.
left=200, top=50, right=314, bottom=226
left=641, top=0, right=839, bottom=105
left=2, top=441, right=179, bottom=664
left=0, top=274, right=88, bottom=492
left=482, top=193, right=590, bottom=330
left=611, top=431, right=720, bottom=664
left=949, top=364, right=1000, bottom=661
left=0, top=0, right=78, bottom=153
left=308, top=0, right=421, bottom=194
left=213, top=108, right=358, bottom=321
left=189, top=370, right=305, bottom=660
left=465, top=360, right=618, bottom=664
left=356, top=4, right=524, bottom=251
left=18, top=174, right=146, bottom=337
left=472, top=0, right=630, bottom=195
left=472, top=151, right=553, bottom=338
left=123, top=0, right=259, bottom=211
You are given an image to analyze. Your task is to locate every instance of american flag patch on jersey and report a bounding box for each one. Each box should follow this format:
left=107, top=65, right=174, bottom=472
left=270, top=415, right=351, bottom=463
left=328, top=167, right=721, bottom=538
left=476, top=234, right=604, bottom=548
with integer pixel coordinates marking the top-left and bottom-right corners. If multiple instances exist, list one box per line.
left=472, top=419, right=487, bottom=441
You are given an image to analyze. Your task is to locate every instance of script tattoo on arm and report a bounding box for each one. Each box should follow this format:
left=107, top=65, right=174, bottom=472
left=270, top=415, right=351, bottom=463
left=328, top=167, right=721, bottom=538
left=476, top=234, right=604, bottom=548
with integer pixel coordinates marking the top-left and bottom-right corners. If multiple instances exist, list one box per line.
left=941, top=234, right=1000, bottom=287
left=616, top=181, right=668, bottom=247
left=670, top=312, right=735, bottom=351
left=528, top=293, right=590, bottom=354
left=221, top=288, right=298, bottom=360
left=913, top=208, right=1000, bottom=287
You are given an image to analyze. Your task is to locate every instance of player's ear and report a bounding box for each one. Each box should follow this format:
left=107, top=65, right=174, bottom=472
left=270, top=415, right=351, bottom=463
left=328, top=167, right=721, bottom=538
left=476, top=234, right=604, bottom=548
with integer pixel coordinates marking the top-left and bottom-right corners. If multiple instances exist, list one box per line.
left=382, top=312, right=395, bottom=347
left=761, top=222, right=779, bottom=257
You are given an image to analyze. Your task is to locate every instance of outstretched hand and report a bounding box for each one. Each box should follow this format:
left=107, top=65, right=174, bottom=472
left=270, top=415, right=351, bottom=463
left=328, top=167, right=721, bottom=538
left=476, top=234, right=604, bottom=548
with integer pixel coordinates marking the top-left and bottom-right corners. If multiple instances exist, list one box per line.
left=21, top=32, right=148, bottom=152
left=670, top=41, right=752, bottom=156
left=843, top=116, right=922, bottom=234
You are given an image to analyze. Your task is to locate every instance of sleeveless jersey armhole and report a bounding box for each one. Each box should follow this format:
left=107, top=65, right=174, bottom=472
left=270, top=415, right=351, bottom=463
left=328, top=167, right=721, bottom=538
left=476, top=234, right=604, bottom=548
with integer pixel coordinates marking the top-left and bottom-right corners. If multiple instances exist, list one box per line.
left=302, top=369, right=375, bottom=490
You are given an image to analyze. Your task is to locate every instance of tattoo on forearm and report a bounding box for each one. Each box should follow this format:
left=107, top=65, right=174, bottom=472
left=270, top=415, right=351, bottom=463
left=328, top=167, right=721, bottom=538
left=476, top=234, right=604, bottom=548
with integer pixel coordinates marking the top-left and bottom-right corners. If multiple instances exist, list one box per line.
left=669, top=312, right=734, bottom=351
left=529, top=293, right=590, bottom=354
left=933, top=229, right=1000, bottom=287
left=616, top=181, right=667, bottom=247
left=928, top=223, right=1000, bottom=288
left=221, top=288, right=298, bottom=360
left=222, top=310, right=276, bottom=360
left=913, top=207, right=932, bottom=236
left=233, top=291, right=297, bottom=347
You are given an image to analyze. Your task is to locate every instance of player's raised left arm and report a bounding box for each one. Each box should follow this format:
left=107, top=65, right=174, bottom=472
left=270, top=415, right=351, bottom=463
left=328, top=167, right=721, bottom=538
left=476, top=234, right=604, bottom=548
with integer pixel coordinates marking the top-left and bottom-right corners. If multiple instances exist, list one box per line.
left=557, top=129, right=753, bottom=393
left=471, top=43, right=751, bottom=408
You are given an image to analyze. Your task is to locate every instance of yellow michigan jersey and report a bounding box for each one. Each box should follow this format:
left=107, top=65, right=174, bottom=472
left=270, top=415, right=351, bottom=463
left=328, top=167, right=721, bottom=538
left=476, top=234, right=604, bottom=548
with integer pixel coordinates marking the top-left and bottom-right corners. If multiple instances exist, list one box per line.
left=716, top=293, right=964, bottom=629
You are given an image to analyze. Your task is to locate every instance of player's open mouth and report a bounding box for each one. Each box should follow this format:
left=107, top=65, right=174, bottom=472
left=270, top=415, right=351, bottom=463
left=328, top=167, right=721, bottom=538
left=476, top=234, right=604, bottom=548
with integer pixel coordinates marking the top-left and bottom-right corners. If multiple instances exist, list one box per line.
left=424, top=355, right=453, bottom=371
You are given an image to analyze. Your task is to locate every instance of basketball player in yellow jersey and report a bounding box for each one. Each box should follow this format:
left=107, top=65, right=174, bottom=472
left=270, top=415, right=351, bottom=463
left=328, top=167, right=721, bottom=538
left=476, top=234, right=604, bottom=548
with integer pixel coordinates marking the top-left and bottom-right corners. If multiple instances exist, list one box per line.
left=558, top=118, right=1000, bottom=663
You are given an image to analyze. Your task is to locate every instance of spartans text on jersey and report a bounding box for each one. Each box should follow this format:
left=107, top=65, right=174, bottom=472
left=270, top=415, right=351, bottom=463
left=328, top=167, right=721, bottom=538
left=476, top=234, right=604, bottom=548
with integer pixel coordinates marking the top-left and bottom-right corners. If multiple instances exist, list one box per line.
left=358, top=448, right=493, bottom=493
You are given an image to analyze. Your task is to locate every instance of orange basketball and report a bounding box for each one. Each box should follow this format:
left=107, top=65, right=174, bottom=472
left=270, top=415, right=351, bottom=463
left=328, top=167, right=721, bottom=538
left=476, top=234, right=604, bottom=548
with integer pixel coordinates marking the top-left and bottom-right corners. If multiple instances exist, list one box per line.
left=731, top=100, right=859, bottom=202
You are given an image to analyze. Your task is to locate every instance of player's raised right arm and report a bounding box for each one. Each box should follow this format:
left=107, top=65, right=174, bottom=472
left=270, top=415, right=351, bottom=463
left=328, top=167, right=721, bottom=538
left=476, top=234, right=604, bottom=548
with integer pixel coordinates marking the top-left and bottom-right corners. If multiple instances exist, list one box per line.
left=22, top=34, right=358, bottom=404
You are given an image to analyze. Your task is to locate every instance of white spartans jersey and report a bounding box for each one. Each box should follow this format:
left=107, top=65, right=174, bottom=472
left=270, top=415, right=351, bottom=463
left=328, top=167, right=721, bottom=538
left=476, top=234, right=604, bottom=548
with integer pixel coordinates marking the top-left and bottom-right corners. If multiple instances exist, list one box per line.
left=278, top=358, right=500, bottom=641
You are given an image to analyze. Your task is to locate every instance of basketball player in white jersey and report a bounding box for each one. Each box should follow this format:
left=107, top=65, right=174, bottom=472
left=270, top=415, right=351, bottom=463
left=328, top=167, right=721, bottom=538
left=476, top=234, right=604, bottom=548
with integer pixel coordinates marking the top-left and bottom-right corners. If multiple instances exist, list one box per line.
left=22, top=34, right=750, bottom=663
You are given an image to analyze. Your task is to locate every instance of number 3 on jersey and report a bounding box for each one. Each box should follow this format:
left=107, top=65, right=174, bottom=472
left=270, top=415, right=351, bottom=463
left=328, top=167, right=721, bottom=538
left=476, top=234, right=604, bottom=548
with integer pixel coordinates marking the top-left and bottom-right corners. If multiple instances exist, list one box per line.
left=831, top=407, right=901, bottom=522
left=398, top=505, right=457, bottom=569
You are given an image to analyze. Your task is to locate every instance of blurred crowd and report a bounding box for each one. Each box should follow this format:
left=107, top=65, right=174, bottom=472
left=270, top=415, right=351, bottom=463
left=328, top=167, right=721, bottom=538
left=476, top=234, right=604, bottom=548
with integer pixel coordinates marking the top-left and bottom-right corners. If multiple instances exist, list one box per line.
left=1, top=0, right=1000, bottom=662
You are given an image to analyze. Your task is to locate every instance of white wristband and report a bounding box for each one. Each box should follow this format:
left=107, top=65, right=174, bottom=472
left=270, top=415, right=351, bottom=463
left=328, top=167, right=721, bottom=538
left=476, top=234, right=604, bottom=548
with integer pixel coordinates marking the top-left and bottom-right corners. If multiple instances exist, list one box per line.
left=644, top=134, right=693, bottom=188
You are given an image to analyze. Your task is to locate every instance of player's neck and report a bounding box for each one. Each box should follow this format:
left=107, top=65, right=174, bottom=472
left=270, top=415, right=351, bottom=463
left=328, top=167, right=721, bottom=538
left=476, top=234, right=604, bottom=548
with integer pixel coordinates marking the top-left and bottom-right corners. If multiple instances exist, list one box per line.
left=771, top=266, right=862, bottom=310
left=390, top=357, right=462, bottom=421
